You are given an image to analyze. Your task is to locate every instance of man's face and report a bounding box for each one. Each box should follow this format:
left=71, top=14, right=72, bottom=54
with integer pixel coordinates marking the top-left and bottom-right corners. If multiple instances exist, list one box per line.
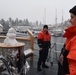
left=43, top=28, right=48, bottom=32
left=69, top=13, right=76, bottom=25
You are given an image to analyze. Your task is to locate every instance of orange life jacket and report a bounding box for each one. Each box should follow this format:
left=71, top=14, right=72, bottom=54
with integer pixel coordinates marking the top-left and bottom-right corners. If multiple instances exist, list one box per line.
left=37, top=30, right=51, bottom=48
left=38, top=30, right=51, bottom=42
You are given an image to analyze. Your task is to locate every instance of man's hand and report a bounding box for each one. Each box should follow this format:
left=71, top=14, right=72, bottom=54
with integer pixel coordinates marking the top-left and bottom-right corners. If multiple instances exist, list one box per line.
left=58, top=54, right=64, bottom=65
left=40, top=48, right=42, bottom=51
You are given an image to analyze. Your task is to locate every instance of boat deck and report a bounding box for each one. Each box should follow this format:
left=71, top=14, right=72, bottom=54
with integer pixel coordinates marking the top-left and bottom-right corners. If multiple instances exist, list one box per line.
left=25, top=40, right=63, bottom=75
left=26, top=58, right=58, bottom=75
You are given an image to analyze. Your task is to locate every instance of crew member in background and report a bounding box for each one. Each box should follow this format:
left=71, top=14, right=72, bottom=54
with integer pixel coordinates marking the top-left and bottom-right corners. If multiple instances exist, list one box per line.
left=37, top=25, right=51, bottom=71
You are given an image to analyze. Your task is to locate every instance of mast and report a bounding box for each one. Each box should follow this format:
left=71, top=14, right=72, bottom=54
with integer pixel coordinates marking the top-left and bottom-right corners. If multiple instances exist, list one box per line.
left=43, top=8, right=46, bottom=24
left=62, top=9, right=64, bottom=30
left=55, top=9, right=57, bottom=25
left=62, top=10, right=63, bottom=24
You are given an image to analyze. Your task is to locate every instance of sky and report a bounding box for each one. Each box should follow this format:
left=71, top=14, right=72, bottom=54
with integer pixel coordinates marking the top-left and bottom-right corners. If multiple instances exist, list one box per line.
left=0, top=0, right=76, bottom=25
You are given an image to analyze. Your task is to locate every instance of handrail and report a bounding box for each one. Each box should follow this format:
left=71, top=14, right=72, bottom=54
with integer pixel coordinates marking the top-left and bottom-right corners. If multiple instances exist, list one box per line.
left=0, top=36, right=31, bottom=41
left=0, top=29, right=34, bottom=60
left=27, top=29, right=34, bottom=60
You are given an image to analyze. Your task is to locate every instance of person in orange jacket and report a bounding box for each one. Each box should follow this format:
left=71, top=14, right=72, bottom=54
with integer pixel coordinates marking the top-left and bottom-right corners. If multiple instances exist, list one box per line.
left=58, top=5, right=76, bottom=75
left=37, top=25, right=51, bottom=71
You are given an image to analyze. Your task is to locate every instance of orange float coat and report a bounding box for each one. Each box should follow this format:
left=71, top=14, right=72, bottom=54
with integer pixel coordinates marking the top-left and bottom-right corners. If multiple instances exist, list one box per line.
left=37, top=29, right=51, bottom=70
left=63, top=25, right=76, bottom=75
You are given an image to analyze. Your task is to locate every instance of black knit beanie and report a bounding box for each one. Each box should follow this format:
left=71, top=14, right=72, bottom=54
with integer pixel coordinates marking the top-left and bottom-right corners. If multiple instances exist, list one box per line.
left=43, top=25, right=48, bottom=29
left=69, top=5, right=76, bottom=16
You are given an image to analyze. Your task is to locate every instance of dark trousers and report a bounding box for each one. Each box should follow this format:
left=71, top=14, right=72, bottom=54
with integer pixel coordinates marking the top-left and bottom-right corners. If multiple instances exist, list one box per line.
left=37, top=48, right=49, bottom=67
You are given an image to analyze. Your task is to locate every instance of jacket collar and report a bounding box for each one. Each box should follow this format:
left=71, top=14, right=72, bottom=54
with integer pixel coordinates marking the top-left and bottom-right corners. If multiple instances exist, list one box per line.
left=42, top=30, right=47, bottom=34
left=63, top=25, right=76, bottom=38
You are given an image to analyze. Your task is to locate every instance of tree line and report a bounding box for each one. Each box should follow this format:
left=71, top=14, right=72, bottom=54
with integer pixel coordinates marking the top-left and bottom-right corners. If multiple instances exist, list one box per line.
left=0, top=17, right=40, bottom=32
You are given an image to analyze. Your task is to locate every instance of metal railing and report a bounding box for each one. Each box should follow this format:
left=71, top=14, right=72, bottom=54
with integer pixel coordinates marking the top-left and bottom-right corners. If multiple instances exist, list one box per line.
left=48, top=42, right=63, bottom=63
